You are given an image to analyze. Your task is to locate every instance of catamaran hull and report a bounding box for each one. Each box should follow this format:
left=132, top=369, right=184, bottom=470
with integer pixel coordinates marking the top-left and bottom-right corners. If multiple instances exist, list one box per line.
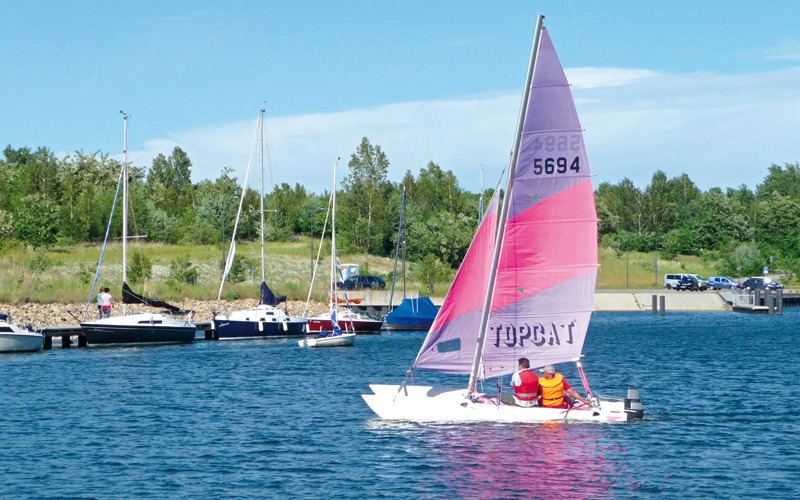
left=298, top=332, right=356, bottom=348
left=308, top=318, right=382, bottom=334
left=80, top=324, right=196, bottom=345
left=362, top=384, right=639, bottom=423
left=0, top=332, right=45, bottom=352
left=214, top=318, right=307, bottom=339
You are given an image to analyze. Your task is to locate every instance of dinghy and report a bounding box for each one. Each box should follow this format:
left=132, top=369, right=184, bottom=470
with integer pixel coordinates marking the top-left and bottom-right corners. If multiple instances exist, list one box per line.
left=363, top=16, right=643, bottom=423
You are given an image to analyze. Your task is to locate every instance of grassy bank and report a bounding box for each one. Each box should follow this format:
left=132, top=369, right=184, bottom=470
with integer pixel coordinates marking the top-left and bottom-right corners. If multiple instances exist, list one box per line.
left=0, top=239, right=748, bottom=305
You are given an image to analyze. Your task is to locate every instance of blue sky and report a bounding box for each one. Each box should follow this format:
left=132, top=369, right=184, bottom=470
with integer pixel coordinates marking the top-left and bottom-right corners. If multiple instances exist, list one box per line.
left=2, top=1, right=798, bottom=194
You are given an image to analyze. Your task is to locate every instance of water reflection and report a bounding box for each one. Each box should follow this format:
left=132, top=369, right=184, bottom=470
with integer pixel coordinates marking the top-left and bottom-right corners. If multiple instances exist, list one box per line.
left=367, top=420, right=627, bottom=499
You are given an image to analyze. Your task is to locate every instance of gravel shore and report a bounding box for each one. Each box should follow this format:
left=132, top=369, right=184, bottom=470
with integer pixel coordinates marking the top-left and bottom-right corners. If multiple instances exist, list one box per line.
left=0, top=299, right=330, bottom=328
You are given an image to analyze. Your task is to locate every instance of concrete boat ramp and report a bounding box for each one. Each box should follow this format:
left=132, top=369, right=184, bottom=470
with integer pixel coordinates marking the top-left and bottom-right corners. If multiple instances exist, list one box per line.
left=594, top=290, right=731, bottom=312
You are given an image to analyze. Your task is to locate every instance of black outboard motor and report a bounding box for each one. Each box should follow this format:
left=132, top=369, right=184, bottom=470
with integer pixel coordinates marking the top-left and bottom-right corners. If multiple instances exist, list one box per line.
left=624, top=387, right=644, bottom=420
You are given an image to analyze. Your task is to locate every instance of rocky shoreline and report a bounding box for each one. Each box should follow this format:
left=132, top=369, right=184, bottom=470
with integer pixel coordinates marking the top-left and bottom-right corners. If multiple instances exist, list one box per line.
left=1, top=299, right=330, bottom=328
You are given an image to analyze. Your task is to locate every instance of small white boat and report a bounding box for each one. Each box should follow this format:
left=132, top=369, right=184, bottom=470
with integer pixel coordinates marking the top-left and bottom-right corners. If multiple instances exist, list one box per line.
left=298, top=331, right=356, bottom=348
left=0, top=314, right=44, bottom=353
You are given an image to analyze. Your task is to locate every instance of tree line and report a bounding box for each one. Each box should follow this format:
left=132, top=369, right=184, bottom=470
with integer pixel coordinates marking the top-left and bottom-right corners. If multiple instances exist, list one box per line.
left=2, top=140, right=799, bottom=281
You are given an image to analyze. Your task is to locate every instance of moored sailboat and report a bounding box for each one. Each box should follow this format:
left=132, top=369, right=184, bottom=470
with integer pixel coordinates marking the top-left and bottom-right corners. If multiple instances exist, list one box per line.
left=303, top=160, right=362, bottom=343
left=80, top=112, right=196, bottom=346
left=213, top=110, right=307, bottom=339
left=384, top=186, right=438, bottom=330
left=363, top=16, right=643, bottom=423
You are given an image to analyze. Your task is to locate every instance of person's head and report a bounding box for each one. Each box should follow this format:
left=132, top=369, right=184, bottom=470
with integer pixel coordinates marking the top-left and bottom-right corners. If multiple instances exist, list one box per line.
left=518, top=357, right=530, bottom=369
left=105, top=287, right=110, bottom=293
left=540, top=365, right=556, bottom=378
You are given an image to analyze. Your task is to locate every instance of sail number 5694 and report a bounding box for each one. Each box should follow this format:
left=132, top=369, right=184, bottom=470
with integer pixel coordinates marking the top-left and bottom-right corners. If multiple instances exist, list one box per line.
left=533, top=156, right=580, bottom=175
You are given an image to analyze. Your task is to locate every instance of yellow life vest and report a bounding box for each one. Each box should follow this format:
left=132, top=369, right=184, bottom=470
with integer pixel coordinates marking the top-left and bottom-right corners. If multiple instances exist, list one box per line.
left=539, top=373, right=564, bottom=407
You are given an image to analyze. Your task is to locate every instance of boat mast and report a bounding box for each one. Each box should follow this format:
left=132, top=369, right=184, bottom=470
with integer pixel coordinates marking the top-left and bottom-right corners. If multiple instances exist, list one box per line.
left=331, top=161, right=337, bottom=313
left=121, top=111, right=129, bottom=316
left=259, top=109, right=266, bottom=283
left=388, top=185, right=406, bottom=311
left=467, top=15, right=544, bottom=392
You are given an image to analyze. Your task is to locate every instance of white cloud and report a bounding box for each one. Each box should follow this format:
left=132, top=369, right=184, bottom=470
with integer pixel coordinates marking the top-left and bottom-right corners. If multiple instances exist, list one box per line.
left=124, top=65, right=800, bottom=194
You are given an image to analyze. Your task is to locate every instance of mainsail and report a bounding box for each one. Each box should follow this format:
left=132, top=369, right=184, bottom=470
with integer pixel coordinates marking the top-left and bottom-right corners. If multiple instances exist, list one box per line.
left=414, top=27, right=598, bottom=380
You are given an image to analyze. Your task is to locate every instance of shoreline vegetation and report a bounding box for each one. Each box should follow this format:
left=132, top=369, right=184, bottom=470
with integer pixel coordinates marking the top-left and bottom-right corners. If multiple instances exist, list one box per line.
left=1, top=239, right=768, bottom=327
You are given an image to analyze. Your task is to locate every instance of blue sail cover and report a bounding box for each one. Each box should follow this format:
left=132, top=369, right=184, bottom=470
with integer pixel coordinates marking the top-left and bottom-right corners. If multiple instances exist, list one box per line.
left=384, top=297, right=439, bottom=330
left=260, top=282, right=287, bottom=307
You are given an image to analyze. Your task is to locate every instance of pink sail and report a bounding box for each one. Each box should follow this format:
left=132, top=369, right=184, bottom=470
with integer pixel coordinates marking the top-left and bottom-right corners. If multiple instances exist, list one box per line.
left=413, top=188, right=500, bottom=373
left=414, top=28, right=598, bottom=378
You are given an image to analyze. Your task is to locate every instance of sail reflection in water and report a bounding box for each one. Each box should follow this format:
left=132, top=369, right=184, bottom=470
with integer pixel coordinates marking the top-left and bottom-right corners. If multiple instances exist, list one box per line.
left=367, top=421, right=630, bottom=498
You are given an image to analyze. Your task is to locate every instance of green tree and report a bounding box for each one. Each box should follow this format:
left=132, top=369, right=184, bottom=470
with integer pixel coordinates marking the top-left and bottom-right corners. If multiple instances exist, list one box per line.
left=14, top=193, right=59, bottom=247
left=147, top=147, right=194, bottom=218
left=756, top=162, right=800, bottom=201
left=339, top=138, right=394, bottom=254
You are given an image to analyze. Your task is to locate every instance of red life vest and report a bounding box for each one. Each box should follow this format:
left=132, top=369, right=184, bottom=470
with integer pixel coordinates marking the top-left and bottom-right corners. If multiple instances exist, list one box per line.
left=539, top=373, right=565, bottom=407
left=513, top=370, right=539, bottom=401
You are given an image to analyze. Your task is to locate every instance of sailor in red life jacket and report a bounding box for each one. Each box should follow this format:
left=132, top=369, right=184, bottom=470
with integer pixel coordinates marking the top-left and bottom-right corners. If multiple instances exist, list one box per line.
left=537, top=365, right=591, bottom=408
left=510, top=357, right=539, bottom=407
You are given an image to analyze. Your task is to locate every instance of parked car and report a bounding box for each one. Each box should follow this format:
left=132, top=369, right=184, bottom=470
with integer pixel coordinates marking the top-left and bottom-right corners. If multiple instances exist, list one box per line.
left=675, top=275, right=699, bottom=291
left=708, top=276, right=739, bottom=290
left=690, top=274, right=709, bottom=291
left=663, top=273, right=691, bottom=289
left=336, top=275, right=386, bottom=290
left=740, top=277, right=784, bottom=290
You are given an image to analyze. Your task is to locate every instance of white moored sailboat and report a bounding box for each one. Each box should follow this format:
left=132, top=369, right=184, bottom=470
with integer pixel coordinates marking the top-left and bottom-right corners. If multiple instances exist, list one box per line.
left=363, top=15, right=643, bottom=423
left=300, top=160, right=356, bottom=348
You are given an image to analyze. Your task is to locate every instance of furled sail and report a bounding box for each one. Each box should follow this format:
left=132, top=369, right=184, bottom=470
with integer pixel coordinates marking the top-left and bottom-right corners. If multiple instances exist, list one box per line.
left=121, top=282, right=190, bottom=315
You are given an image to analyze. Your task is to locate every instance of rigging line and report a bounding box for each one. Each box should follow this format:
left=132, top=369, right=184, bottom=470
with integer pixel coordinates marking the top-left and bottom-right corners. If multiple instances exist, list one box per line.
left=83, top=169, right=124, bottom=322
left=303, top=191, right=334, bottom=317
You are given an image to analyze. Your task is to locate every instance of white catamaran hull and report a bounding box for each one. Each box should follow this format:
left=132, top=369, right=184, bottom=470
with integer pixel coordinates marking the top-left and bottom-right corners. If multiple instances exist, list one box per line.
left=363, top=384, right=634, bottom=423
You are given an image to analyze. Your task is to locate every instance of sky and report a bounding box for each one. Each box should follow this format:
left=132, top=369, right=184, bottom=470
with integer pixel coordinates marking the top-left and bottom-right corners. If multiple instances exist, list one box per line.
left=2, top=1, right=799, bottom=195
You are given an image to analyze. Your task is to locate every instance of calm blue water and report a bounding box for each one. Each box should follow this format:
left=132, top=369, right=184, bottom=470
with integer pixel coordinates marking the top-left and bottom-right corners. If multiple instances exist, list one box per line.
left=2, top=310, right=799, bottom=498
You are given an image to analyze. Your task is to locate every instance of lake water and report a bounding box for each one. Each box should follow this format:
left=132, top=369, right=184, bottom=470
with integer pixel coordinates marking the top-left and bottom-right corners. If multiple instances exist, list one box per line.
left=2, top=310, right=799, bottom=498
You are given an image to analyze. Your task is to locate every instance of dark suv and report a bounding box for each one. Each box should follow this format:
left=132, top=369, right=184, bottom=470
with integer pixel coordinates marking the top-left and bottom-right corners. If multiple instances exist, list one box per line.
left=336, top=275, right=386, bottom=290
left=675, top=275, right=699, bottom=291
left=741, top=277, right=784, bottom=290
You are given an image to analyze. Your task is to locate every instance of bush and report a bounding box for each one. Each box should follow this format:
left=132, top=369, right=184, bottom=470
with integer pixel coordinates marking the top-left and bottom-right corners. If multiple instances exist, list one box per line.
left=167, top=255, right=199, bottom=289
left=26, top=252, right=52, bottom=272
left=127, top=252, right=152, bottom=284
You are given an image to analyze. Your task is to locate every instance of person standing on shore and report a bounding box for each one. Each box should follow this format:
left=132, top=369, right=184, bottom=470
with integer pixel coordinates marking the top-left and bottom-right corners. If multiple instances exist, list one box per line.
left=101, top=287, right=112, bottom=318
left=97, top=288, right=106, bottom=319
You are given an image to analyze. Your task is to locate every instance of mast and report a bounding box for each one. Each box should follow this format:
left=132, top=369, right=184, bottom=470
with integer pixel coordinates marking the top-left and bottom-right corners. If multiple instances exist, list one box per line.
left=467, top=14, right=544, bottom=391
left=259, top=109, right=266, bottom=283
left=330, top=161, right=337, bottom=313
left=121, top=111, right=129, bottom=316
left=388, top=186, right=406, bottom=311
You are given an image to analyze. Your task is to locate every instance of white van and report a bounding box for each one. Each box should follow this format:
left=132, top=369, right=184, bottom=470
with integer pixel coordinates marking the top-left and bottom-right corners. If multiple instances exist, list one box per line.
left=663, top=274, right=690, bottom=289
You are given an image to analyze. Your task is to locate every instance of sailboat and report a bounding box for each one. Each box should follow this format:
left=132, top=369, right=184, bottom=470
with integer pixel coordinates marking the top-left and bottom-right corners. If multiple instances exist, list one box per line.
left=384, top=186, right=438, bottom=330
left=302, top=160, right=362, bottom=345
left=363, top=16, right=644, bottom=422
left=80, top=113, right=197, bottom=346
left=0, top=313, right=44, bottom=353
left=213, top=110, right=308, bottom=339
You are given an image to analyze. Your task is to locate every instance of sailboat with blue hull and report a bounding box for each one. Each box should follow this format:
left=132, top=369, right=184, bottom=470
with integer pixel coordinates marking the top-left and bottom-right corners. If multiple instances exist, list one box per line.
left=213, top=110, right=307, bottom=339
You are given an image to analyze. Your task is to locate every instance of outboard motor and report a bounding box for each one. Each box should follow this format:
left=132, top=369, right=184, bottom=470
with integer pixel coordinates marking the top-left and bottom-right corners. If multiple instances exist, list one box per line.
left=624, top=387, right=644, bottom=420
